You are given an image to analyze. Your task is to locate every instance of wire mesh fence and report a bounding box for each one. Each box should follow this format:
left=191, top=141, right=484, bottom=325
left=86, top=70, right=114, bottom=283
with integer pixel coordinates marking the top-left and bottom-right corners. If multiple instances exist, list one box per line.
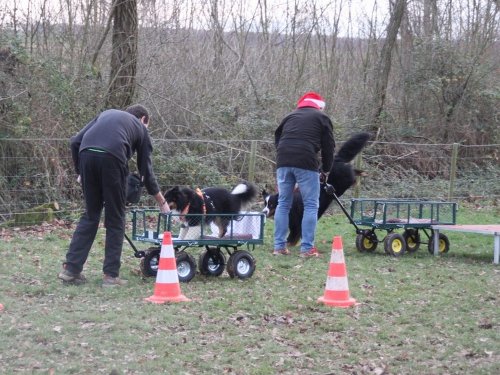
left=0, top=138, right=499, bottom=226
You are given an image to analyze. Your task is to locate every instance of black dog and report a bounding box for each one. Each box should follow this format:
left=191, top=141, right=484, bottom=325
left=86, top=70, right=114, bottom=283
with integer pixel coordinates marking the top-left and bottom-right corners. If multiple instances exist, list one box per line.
left=165, top=181, right=257, bottom=239
left=262, top=132, right=371, bottom=246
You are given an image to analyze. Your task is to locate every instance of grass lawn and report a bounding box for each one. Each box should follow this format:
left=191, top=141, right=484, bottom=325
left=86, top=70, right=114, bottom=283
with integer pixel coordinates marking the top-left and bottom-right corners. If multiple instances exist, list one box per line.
left=0, top=204, right=499, bottom=374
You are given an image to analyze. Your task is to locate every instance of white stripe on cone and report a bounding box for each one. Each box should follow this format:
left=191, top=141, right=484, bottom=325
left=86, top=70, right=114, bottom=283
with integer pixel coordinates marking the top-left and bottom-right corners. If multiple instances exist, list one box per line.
left=325, top=276, right=349, bottom=291
left=330, top=250, right=345, bottom=264
left=156, top=269, right=180, bottom=284
left=160, top=243, right=175, bottom=258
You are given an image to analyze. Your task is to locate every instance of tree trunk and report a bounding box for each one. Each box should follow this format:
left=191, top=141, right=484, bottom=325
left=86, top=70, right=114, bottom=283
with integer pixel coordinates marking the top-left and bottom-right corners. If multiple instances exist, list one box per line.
left=105, top=0, right=138, bottom=108
left=369, top=0, right=407, bottom=140
left=210, top=0, right=224, bottom=69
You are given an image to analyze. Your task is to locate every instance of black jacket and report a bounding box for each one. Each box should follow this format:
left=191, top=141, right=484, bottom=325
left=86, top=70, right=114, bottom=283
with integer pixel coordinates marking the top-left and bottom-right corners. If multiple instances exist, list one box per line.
left=275, top=107, right=335, bottom=172
left=70, top=109, right=160, bottom=195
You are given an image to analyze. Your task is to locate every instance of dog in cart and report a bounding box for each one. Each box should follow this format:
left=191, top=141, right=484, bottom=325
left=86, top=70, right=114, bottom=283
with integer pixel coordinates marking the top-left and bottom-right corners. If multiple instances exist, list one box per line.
left=126, top=181, right=263, bottom=282
left=164, top=181, right=257, bottom=240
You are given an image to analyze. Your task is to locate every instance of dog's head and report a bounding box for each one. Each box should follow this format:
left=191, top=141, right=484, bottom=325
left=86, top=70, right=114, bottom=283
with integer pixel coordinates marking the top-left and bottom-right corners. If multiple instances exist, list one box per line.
left=164, top=186, right=189, bottom=212
left=261, top=189, right=278, bottom=219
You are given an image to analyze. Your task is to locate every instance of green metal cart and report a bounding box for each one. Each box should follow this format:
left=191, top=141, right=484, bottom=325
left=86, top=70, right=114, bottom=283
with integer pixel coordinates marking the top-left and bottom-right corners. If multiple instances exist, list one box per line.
left=125, top=210, right=265, bottom=282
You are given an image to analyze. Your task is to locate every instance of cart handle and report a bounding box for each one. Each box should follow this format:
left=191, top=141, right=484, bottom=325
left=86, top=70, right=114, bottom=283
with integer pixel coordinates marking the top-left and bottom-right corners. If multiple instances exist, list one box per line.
left=325, top=183, right=363, bottom=233
left=124, top=233, right=146, bottom=258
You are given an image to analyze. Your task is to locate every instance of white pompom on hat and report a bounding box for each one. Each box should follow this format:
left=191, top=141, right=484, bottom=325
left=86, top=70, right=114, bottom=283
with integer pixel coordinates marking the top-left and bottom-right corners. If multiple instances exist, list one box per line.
left=296, top=92, right=326, bottom=110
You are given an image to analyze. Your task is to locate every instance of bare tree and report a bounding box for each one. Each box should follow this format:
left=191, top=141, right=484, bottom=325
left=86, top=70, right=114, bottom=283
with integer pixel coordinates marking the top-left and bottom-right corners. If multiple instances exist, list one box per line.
left=106, top=0, right=138, bottom=108
left=369, top=0, right=407, bottom=140
left=210, top=0, right=224, bottom=69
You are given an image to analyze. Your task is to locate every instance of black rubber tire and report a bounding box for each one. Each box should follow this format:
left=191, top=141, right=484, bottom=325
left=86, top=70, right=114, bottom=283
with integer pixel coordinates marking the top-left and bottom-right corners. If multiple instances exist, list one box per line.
left=176, top=251, right=197, bottom=282
left=403, top=228, right=421, bottom=253
left=139, top=247, right=160, bottom=277
left=384, top=232, right=406, bottom=257
left=427, top=233, right=450, bottom=254
left=199, top=247, right=226, bottom=276
left=355, top=230, right=378, bottom=253
left=226, top=250, right=256, bottom=279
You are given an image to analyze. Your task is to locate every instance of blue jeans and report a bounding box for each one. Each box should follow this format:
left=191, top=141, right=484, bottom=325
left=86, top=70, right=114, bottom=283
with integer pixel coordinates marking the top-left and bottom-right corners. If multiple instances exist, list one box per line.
left=274, top=167, right=320, bottom=252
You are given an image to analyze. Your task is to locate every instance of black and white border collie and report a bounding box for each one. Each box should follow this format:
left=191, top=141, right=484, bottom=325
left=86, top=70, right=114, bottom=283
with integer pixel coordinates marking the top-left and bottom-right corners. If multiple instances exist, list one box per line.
left=262, top=132, right=371, bottom=247
left=164, top=181, right=257, bottom=240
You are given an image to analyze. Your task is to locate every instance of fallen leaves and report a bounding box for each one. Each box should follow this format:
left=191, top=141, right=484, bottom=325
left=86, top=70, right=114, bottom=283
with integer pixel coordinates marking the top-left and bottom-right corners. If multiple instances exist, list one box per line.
left=0, top=220, right=75, bottom=242
left=263, top=312, right=294, bottom=325
left=477, top=319, right=493, bottom=329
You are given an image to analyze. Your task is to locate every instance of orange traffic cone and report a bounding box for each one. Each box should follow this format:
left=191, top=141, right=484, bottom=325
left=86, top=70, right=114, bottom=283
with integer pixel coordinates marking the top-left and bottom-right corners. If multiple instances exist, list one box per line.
left=318, top=236, right=358, bottom=308
left=145, top=231, right=190, bottom=303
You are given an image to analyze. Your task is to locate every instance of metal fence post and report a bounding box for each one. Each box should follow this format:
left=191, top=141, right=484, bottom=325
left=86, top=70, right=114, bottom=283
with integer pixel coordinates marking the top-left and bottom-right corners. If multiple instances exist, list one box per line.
left=448, top=143, right=459, bottom=200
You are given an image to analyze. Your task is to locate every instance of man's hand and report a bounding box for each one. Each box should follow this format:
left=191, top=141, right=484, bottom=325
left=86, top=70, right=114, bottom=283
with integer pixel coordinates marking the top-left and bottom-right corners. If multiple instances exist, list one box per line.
left=319, top=171, right=328, bottom=183
left=160, top=201, right=171, bottom=214
left=324, top=183, right=335, bottom=195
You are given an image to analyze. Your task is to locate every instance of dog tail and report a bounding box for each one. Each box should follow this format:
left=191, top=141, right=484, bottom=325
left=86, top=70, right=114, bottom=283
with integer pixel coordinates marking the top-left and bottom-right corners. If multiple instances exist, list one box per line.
left=335, top=132, right=371, bottom=163
left=231, top=181, right=258, bottom=205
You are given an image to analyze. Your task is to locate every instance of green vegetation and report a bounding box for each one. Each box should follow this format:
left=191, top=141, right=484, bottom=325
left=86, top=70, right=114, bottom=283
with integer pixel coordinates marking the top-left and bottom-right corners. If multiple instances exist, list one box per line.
left=0, top=206, right=499, bottom=374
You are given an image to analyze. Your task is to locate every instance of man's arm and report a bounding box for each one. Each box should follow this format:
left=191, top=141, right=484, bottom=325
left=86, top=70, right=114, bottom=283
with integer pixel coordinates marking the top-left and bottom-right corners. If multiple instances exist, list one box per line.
left=320, top=118, right=335, bottom=173
left=274, top=118, right=287, bottom=148
left=135, top=129, right=168, bottom=213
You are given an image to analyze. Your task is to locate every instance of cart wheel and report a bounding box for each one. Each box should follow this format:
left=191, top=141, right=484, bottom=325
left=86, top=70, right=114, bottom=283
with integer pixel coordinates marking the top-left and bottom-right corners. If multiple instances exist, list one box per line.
left=384, top=233, right=406, bottom=257
left=199, top=247, right=226, bottom=276
left=355, top=230, right=378, bottom=252
left=403, top=229, right=421, bottom=253
left=176, top=251, right=197, bottom=282
left=427, top=233, right=450, bottom=254
left=139, top=247, right=160, bottom=277
left=226, top=250, right=256, bottom=279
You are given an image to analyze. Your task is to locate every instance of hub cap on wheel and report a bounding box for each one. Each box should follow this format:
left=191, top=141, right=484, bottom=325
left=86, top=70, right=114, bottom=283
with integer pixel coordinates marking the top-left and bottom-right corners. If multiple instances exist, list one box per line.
left=177, top=261, right=191, bottom=278
left=392, top=239, right=403, bottom=254
left=363, top=238, right=374, bottom=248
left=208, top=257, right=221, bottom=272
left=236, top=258, right=251, bottom=275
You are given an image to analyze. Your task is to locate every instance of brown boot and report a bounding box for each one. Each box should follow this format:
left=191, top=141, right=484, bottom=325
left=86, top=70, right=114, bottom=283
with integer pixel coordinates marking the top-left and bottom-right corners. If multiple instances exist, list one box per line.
left=58, top=266, right=87, bottom=285
left=102, top=274, right=128, bottom=288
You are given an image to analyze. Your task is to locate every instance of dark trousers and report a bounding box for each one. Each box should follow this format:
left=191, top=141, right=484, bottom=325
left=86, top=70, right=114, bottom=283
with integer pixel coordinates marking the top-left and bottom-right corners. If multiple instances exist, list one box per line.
left=65, top=150, right=128, bottom=277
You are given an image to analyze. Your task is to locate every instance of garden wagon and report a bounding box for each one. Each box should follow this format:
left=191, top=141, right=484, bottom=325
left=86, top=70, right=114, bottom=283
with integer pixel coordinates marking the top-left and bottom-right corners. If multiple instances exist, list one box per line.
left=125, top=209, right=266, bottom=282
left=329, top=190, right=457, bottom=257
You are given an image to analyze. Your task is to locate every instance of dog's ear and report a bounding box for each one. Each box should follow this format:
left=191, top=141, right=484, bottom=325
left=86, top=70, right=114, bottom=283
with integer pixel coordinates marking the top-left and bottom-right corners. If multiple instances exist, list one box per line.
left=262, top=189, right=268, bottom=198
left=189, top=191, right=204, bottom=210
left=165, top=186, right=182, bottom=201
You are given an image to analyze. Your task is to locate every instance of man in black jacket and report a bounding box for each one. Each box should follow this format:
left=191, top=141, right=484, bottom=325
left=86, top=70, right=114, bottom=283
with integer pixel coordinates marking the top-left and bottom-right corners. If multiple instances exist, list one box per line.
left=273, top=92, right=335, bottom=257
left=59, top=104, right=170, bottom=287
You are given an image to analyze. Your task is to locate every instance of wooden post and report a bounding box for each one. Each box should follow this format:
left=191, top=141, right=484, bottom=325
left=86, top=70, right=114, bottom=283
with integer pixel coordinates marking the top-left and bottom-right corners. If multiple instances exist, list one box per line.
left=248, top=140, right=257, bottom=183
left=448, top=143, right=459, bottom=200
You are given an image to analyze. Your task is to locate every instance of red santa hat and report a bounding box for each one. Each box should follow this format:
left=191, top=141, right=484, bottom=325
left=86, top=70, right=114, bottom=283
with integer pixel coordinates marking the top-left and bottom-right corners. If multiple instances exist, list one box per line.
left=296, top=92, right=325, bottom=110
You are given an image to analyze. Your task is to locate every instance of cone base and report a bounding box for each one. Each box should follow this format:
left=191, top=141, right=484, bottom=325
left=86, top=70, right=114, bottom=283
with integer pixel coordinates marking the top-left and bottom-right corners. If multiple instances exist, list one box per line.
left=318, top=296, right=357, bottom=308
left=145, top=294, right=190, bottom=304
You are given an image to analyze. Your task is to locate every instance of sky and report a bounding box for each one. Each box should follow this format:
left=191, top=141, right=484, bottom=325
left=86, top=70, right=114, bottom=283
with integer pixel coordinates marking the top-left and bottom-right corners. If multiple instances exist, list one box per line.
left=4, top=0, right=389, bottom=35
